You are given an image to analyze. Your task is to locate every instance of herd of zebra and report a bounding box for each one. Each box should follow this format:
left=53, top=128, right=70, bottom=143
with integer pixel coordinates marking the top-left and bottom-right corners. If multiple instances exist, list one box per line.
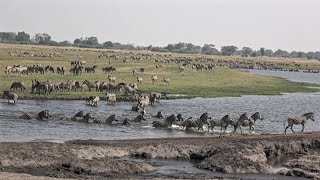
left=16, top=106, right=315, bottom=134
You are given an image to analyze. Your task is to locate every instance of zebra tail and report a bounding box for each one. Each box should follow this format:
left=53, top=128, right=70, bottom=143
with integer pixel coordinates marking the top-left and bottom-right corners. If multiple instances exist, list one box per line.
left=283, top=119, right=286, bottom=128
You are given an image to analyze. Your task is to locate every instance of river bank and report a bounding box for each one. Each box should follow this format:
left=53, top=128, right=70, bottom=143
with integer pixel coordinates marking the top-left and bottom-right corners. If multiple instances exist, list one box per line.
left=0, top=132, right=320, bottom=179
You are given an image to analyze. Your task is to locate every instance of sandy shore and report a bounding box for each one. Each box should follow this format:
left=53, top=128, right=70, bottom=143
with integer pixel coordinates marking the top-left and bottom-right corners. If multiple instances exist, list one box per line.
left=1, top=132, right=320, bottom=179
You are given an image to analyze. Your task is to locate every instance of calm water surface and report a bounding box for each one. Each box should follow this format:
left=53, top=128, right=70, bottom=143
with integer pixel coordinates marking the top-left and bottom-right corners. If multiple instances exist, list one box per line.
left=247, top=69, right=320, bottom=84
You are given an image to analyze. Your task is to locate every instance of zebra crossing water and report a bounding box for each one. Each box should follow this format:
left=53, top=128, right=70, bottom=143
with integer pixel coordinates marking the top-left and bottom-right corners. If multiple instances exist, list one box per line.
left=0, top=92, right=319, bottom=142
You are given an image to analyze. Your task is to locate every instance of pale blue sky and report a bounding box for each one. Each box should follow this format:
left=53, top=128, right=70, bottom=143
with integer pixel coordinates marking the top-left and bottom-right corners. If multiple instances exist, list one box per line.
left=1, top=0, right=319, bottom=51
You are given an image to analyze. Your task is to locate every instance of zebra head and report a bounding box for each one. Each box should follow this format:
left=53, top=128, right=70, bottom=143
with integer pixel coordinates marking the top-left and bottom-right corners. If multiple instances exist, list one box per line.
left=155, top=111, right=164, bottom=119
left=177, top=113, right=183, bottom=121
left=251, top=112, right=263, bottom=121
left=38, top=110, right=51, bottom=120
left=166, top=114, right=177, bottom=123
left=108, top=114, right=118, bottom=122
left=303, top=112, right=315, bottom=121
left=122, top=118, right=131, bottom=125
left=222, top=115, right=231, bottom=122
left=200, top=113, right=210, bottom=125
left=84, top=113, right=94, bottom=120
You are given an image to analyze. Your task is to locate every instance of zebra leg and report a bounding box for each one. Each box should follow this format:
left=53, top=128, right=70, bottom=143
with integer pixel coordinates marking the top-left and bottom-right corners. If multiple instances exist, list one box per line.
left=284, top=125, right=290, bottom=134
left=211, top=125, right=215, bottom=131
left=301, top=124, right=305, bottom=132
left=290, top=125, right=295, bottom=133
left=240, top=126, right=243, bottom=134
left=233, top=125, right=237, bottom=133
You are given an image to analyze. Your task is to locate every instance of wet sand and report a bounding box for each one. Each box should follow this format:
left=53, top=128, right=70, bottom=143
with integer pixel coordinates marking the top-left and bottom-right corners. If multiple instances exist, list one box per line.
left=1, top=132, right=320, bottom=179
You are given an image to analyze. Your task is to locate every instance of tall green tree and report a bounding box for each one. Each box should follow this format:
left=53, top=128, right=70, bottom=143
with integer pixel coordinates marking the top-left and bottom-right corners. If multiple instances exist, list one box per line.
left=221, top=46, right=238, bottom=56
left=260, top=47, right=265, bottom=56
left=15, top=31, right=30, bottom=41
left=0, top=32, right=16, bottom=42
left=242, top=47, right=253, bottom=57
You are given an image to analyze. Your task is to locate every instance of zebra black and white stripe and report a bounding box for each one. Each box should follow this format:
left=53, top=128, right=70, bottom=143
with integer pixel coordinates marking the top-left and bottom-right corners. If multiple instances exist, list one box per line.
left=232, top=112, right=263, bottom=133
left=2, top=91, right=18, bottom=104
left=183, top=113, right=210, bottom=131
left=284, top=112, right=315, bottom=134
left=208, top=115, right=232, bottom=132
left=20, top=110, right=51, bottom=120
left=93, top=114, right=118, bottom=124
left=152, top=114, right=177, bottom=128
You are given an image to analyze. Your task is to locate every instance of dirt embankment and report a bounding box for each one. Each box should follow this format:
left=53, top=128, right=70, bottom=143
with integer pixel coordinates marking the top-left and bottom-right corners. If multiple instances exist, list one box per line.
left=1, top=132, right=320, bottom=179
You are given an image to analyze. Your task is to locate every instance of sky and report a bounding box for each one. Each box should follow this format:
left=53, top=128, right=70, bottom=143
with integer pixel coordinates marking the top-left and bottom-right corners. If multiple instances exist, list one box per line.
left=1, top=0, right=319, bottom=52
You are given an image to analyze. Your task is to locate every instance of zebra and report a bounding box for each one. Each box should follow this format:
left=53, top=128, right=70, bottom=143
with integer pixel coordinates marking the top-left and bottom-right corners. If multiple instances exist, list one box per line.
left=93, top=114, right=118, bottom=124
left=284, top=112, right=315, bottom=134
left=60, top=111, right=85, bottom=121
left=127, top=114, right=146, bottom=123
left=91, top=96, right=100, bottom=107
left=177, top=113, right=184, bottom=121
left=20, top=110, right=51, bottom=120
left=81, top=80, right=99, bottom=92
left=106, top=93, right=116, bottom=104
left=173, top=114, right=192, bottom=127
left=151, top=75, right=158, bottom=85
left=137, top=77, right=143, bottom=85
left=152, top=114, right=177, bottom=128
left=152, top=111, right=164, bottom=119
left=108, top=75, right=116, bottom=83
left=122, top=118, right=131, bottom=126
left=72, top=113, right=95, bottom=123
left=10, top=82, right=26, bottom=92
left=232, top=112, right=263, bottom=133
left=208, top=115, right=233, bottom=132
left=183, top=113, right=210, bottom=131
left=2, top=91, right=18, bottom=104
left=163, top=77, right=170, bottom=86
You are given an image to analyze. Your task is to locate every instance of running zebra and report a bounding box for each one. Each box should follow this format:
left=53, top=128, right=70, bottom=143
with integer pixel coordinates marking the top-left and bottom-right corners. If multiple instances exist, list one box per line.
left=20, top=110, right=51, bottom=120
left=2, top=91, right=18, bottom=104
left=284, top=112, right=315, bottom=134
left=208, top=115, right=233, bottom=132
left=183, top=113, right=210, bottom=131
left=232, top=112, right=263, bottom=133
left=152, top=114, right=177, bottom=128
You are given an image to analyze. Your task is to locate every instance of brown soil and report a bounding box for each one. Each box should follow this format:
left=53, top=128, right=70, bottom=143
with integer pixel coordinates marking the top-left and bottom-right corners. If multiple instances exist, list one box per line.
left=1, top=132, right=320, bottom=179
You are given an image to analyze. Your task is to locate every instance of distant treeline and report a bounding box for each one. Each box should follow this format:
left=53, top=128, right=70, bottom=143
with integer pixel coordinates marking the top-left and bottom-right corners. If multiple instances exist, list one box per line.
left=1, top=31, right=320, bottom=60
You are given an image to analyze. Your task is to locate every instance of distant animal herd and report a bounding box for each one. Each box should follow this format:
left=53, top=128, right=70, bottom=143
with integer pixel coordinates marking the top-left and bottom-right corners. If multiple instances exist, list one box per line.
left=2, top=49, right=318, bottom=134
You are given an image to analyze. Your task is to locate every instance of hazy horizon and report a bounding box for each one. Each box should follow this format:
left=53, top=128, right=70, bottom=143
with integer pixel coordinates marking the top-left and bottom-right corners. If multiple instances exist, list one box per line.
left=1, top=0, right=319, bottom=52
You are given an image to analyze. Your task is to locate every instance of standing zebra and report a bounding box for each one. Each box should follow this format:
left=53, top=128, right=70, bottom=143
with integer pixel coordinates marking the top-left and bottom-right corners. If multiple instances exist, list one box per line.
left=183, top=113, right=210, bottom=131
left=284, top=112, right=315, bottom=134
left=2, top=91, right=18, bottom=104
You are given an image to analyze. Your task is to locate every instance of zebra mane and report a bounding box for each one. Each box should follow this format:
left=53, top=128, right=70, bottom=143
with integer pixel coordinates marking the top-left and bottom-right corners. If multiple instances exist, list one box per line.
left=302, top=112, right=314, bottom=117
left=222, top=115, right=230, bottom=120
left=200, top=113, right=208, bottom=120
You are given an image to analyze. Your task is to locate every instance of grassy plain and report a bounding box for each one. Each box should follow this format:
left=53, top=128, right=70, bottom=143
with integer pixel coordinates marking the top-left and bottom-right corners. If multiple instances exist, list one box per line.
left=0, top=44, right=319, bottom=99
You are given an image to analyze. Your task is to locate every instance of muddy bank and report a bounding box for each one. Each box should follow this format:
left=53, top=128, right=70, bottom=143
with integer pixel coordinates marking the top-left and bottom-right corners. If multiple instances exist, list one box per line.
left=1, top=132, right=320, bottom=179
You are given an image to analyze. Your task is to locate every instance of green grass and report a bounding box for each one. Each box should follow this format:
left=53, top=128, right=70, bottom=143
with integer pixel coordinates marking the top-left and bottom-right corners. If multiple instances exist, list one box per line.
left=0, top=44, right=319, bottom=99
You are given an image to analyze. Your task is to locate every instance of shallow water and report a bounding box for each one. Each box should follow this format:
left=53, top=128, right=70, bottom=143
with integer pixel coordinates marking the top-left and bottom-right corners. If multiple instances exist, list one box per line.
left=0, top=92, right=319, bottom=142
left=247, top=69, right=320, bottom=84
left=126, top=158, right=302, bottom=180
